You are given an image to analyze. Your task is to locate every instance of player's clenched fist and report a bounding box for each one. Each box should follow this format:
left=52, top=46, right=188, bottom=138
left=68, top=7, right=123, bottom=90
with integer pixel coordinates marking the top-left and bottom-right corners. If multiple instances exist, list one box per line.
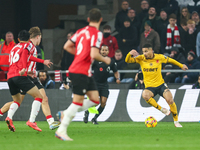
left=130, top=49, right=139, bottom=57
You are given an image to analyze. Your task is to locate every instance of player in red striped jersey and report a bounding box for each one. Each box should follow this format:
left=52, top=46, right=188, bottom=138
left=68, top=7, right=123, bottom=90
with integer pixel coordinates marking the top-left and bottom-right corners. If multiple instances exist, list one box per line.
left=5, top=30, right=44, bottom=132
left=55, top=8, right=111, bottom=141
left=0, top=27, right=60, bottom=130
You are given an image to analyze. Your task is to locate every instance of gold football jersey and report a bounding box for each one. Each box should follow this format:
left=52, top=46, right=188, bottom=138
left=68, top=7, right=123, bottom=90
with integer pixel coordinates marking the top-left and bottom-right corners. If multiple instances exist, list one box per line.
left=125, top=53, right=183, bottom=88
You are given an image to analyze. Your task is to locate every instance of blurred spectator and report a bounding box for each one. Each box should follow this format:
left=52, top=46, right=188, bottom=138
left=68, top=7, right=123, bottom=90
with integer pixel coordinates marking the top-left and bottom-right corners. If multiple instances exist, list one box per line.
left=120, top=63, right=140, bottom=83
left=102, top=25, right=118, bottom=58
left=140, top=7, right=160, bottom=34
left=177, top=7, right=190, bottom=26
left=180, top=19, right=188, bottom=32
left=127, top=9, right=141, bottom=31
left=115, top=0, right=129, bottom=32
left=175, top=51, right=200, bottom=83
left=140, top=21, right=160, bottom=54
left=150, top=0, right=168, bottom=15
left=155, top=9, right=168, bottom=38
left=191, top=11, right=200, bottom=29
left=36, top=45, right=44, bottom=71
left=119, top=18, right=137, bottom=56
left=161, top=14, right=182, bottom=54
left=128, top=69, right=145, bottom=89
left=0, top=31, right=15, bottom=71
left=138, top=0, right=149, bottom=24
left=107, top=49, right=127, bottom=82
left=61, top=32, right=74, bottom=82
left=162, top=0, right=179, bottom=16
left=164, top=47, right=186, bottom=83
left=182, top=19, right=198, bottom=56
left=38, top=70, right=55, bottom=89
left=192, top=75, right=200, bottom=89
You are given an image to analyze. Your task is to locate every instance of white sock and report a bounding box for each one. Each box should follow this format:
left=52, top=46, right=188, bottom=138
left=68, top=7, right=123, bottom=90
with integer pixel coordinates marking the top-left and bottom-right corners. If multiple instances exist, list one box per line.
left=57, top=103, right=81, bottom=134
left=29, top=100, right=41, bottom=122
left=47, top=117, right=54, bottom=125
left=78, top=99, right=97, bottom=112
left=7, top=102, right=19, bottom=120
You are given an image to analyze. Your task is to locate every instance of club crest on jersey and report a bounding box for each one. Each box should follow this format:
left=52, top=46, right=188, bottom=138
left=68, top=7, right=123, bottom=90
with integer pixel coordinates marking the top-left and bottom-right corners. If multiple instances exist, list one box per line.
left=149, top=63, right=153, bottom=66
left=107, top=66, right=110, bottom=72
left=99, top=67, right=103, bottom=71
left=83, top=89, right=86, bottom=94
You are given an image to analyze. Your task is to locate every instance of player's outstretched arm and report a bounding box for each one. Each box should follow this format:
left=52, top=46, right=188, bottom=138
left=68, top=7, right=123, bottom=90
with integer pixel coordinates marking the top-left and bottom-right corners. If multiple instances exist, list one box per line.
left=125, top=49, right=138, bottom=63
left=181, top=64, right=188, bottom=71
left=91, top=47, right=111, bottom=65
left=43, top=60, right=53, bottom=68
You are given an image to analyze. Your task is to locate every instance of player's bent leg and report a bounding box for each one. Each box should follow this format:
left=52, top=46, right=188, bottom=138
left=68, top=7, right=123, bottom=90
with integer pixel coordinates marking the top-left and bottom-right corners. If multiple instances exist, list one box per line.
left=163, top=89, right=182, bottom=127
left=56, top=94, right=84, bottom=140
left=5, top=93, right=22, bottom=132
left=142, top=90, right=162, bottom=111
left=26, top=86, right=43, bottom=131
left=92, top=96, right=107, bottom=125
left=39, top=88, right=60, bottom=130
left=0, top=101, right=13, bottom=116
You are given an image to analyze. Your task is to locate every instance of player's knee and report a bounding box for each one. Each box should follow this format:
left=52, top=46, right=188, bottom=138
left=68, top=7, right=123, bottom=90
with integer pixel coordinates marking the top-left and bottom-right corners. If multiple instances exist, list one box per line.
left=166, top=98, right=174, bottom=105
left=142, top=93, right=150, bottom=101
left=42, top=95, right=48, bottom=104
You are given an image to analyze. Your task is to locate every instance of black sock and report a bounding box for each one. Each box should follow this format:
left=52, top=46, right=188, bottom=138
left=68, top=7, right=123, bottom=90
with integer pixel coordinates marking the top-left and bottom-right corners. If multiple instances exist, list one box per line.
left=94, top=106, right=105, bottom=119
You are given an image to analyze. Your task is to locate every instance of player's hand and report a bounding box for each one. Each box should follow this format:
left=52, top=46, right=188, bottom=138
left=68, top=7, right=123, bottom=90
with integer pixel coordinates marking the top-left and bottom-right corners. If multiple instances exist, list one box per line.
left=181, top=64, right=188, bottom=71
left=19, top=68, right=26, bottom=76
left=116, top=79, right=120, bottom=84
left=130, top=49, right=139, bottom=57
left=104, top=57, right=111, bottom=65
left=44, top=60, right=53, bottom=68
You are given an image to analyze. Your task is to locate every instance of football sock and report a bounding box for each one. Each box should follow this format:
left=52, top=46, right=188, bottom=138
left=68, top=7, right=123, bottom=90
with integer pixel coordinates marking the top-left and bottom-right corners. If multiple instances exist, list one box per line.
left=93, top=106, right=105, bottom=119
left=7, top=102, right=20, bottom=120
left=78, top=99, right=99, bottom=112
left=0, top=109, right=3, bottom=116
left=57, top=103, right=81, bottom=134
left=169, top=102, right=178, bottom=121
left=46, top=115, right=54, bottom=125
left=29, top=98, right=42, bottom=122
left=146, top=97, right=161, bottom=110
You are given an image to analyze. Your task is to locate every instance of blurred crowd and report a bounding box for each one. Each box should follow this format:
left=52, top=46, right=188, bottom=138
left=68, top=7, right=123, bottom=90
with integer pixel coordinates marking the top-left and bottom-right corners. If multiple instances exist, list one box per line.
left=2, top=0, right=200, bottom=87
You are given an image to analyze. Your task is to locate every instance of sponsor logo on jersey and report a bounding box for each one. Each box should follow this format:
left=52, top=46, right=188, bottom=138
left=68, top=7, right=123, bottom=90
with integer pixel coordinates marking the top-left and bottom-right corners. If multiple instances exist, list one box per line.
left=143, top=68, right=158, bottom=72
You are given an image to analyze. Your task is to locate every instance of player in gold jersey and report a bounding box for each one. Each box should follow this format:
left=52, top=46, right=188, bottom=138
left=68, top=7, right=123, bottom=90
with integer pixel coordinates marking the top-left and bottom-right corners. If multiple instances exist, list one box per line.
left=125, top=44, right=188, bottom=127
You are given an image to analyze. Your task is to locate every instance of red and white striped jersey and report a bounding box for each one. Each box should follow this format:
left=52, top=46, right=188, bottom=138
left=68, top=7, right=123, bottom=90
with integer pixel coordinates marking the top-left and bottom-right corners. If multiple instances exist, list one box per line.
left=69, top=25, right=103, bottom=77
left=7, top=42, right=32, bottom=79
left=27, top=41, right=37, bottom=76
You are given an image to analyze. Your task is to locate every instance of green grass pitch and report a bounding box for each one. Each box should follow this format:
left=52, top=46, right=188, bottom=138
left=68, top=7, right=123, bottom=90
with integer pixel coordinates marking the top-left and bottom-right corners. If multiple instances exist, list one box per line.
left=0, top=121, right=200, bottom=150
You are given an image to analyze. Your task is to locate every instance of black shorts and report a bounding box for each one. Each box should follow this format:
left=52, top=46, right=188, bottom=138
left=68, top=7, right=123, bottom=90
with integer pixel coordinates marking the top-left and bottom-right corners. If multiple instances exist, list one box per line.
left=69, top=73, right=97, bottom=95
left=7, top=76, right=35, bottom=96
left=146, top=83, right=169, bottom=97
left=96, top=82, right=109, bottom=98
left=21, top=76, right=44, bottom=95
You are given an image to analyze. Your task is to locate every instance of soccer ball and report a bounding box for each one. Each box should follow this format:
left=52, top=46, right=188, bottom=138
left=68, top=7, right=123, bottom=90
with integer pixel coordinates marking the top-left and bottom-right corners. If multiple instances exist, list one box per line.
left=145, top=116, right=157, bottom=127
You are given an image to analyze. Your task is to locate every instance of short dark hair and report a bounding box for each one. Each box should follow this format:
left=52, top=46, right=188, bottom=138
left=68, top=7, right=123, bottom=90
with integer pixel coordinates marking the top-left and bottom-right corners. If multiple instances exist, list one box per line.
left=38, top=70, right=48, bottom=76
left=103, top=25, right=111, bottom=30
left=18, top=30, right=30, bottom=41
left=142, top=43, right=152, bottom=48
left=169, top=13, right=177, bottom=20
left=115, top=49, right=122, bottom=53
left=88, top=8, right=102, bottom=22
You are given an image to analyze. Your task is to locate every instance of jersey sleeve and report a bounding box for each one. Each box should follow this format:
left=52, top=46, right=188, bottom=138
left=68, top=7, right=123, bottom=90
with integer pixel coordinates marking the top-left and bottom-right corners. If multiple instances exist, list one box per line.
left=90, top=31, right=103, bottom=49
left=70, top=32, right=77, bottom=43
left=111, top=58, right=118, bottom=73
left=125, top=52, right=141, bottom=64
left=160, top=54, right=169, bottom=63
left=25, top=42, right=34, bottom=54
